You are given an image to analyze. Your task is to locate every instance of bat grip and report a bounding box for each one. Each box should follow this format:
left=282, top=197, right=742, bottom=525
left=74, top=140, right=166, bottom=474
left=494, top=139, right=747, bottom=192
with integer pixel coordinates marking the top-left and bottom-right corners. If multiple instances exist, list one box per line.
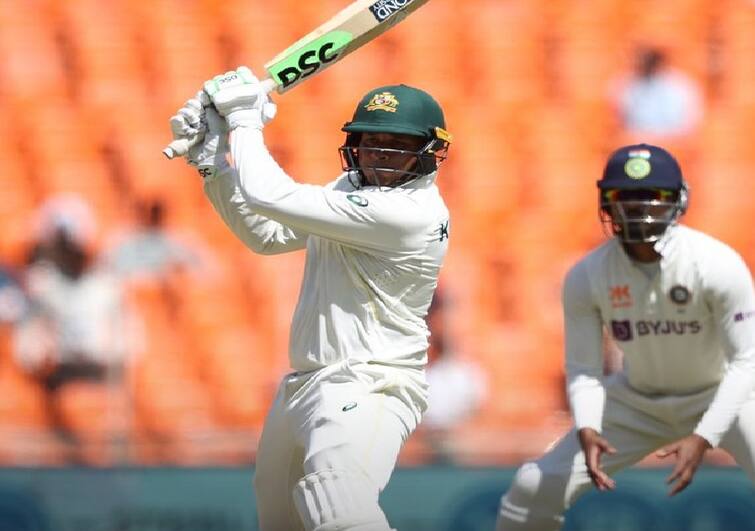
left=162, top=78, right=278, bottom=160
left=163, top=136, right=200, bottom=159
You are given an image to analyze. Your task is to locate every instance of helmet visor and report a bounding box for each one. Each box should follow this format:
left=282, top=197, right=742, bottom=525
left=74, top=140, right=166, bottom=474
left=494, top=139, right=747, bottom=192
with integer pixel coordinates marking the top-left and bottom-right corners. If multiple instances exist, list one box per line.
left=600, top=188, right=681, bottom=243
left=339, top=132, right=449, bottom=188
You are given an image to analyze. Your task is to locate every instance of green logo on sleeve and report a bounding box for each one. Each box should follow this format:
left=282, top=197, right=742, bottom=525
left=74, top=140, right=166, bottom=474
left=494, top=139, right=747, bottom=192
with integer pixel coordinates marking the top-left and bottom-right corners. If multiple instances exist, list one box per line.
left=347, top=194, right=369, bottom=207
left=267, top=31, right=353, bottom=90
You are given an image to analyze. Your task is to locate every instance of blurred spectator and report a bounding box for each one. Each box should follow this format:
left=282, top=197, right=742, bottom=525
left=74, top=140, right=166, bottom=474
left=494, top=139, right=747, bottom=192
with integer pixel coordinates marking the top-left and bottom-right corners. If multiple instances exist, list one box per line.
left=13, top=196, right=138, bottom=461
left=613, top=47, right=703, bottom=139
left=0, top=266, right=27, bottom=327
left=422, top=289, right=487, bottom=463
left=100, top=196, right=217, bottom=282
left=0, top=264, right=28, bottom=384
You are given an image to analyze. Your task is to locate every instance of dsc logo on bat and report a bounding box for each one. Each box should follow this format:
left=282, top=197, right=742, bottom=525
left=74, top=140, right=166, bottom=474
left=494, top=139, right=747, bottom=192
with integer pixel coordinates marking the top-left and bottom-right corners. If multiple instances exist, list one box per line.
left=269, top=31, right=353, bottom=90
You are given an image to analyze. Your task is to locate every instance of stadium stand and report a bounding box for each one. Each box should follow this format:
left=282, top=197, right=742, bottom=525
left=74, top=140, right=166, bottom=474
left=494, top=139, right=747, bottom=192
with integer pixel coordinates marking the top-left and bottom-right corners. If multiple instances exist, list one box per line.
left=0, top=0, right=753, bottom=465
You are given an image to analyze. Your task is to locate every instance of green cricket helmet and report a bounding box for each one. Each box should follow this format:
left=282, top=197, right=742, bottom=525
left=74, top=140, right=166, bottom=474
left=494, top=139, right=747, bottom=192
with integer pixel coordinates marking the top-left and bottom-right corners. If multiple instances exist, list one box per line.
left=339, top=84, right=452, bottom=188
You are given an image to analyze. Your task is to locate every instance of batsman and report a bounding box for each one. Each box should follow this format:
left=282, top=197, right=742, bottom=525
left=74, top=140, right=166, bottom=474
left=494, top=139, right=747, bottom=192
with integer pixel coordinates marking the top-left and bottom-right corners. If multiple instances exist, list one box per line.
left=169, top=67, right=452, bottom=531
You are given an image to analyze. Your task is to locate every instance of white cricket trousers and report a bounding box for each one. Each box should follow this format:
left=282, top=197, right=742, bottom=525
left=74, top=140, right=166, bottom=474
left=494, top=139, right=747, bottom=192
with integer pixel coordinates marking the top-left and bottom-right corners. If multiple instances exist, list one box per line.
left=253, top=360, right=424, bottom=531
left=497, top=374, right=755, bottom=531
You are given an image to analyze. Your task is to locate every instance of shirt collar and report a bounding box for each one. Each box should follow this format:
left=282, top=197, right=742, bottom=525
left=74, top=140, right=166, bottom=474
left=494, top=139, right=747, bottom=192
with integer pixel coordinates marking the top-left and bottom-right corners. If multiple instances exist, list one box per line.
left=401, top=171, right=438, bottom=189
left=611, top=224, right=681, bottom=267
left=352, top=171, right=438, bottom=192
left=653, top=223, right=681, bottom=258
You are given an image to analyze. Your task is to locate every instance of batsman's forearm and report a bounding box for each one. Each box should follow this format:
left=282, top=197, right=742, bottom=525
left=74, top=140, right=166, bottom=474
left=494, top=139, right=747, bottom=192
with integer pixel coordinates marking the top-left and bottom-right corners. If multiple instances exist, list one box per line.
left=203, top=158, right=307, bottom=255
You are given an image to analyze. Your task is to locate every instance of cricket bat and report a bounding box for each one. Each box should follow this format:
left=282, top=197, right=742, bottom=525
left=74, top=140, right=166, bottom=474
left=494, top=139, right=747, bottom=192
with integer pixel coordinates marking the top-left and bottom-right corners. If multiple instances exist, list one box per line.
left=163, top=0, right=432, bottom=159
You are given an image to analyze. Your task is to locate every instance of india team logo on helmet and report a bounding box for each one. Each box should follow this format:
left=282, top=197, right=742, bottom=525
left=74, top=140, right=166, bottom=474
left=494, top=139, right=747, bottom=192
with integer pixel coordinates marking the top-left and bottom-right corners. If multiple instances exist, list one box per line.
left=624, top=148, right=652, bottom=179
left=365, top=92, right=399, bottom=113
left=624, top=158, right=652, bottom=180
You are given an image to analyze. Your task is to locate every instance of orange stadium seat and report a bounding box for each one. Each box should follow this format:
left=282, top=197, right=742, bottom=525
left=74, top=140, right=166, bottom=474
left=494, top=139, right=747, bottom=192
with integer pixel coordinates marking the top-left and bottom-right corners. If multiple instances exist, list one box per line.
left=0, top=344, right=49, bottom=430
left=0, top=139, right=37, bottom=264
left=717, top=2, right=755, bottom=105
left=129, top=0, right=224, bottom=109
left=200, top=330, right=274, bottom=429
left=211, top=0, right=295, bottom=74
left=53, top=0, right=147, bottom=109
left=15, top=101, right=124, bottom=240
left=0, top=0, right=69, bottom=103
left=54, top=380, right=131, bottom=465
left=130, top=315, right=218, bottom=447
left=465, top=0, right=549, bottom=105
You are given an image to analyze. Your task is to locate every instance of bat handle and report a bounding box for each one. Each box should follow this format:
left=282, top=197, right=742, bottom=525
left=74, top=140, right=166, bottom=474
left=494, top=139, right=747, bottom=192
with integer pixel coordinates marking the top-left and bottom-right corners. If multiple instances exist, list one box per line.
left=162, top=136, right=200, bottom=159
left=162, top=78, right=278, bottom=160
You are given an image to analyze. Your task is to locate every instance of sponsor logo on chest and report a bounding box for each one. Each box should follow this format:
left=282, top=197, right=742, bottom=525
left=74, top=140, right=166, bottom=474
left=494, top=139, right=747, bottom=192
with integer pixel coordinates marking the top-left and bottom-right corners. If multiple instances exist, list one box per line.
left=610, top=319, right=702, bottom=341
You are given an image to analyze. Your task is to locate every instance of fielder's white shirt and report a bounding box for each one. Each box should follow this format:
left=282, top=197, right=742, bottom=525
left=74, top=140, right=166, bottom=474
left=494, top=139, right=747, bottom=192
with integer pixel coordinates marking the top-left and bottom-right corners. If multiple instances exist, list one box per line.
left=203, top=127, right=449, bottom=374
left=564, top=225, right=755, bottom=446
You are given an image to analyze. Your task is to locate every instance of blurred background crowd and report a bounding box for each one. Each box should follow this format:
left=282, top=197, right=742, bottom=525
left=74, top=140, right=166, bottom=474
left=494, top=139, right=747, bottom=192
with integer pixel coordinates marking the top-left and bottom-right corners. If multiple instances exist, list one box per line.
left=0, top=0, right=753, bottom=467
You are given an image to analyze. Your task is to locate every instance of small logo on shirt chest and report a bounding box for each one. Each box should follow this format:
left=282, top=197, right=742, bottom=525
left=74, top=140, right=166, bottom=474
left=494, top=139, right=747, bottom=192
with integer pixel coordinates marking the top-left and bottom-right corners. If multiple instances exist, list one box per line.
left=347, top=194, right=369, bottom=207
left=669, top=285, right=691, bottom=305
left=610, top=284, right=633, bottom=308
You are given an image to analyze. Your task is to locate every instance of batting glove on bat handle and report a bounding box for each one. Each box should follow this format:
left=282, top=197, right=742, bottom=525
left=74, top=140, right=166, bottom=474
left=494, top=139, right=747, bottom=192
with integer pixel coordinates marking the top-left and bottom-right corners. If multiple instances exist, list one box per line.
left=163, top=77, right=277, bottom=159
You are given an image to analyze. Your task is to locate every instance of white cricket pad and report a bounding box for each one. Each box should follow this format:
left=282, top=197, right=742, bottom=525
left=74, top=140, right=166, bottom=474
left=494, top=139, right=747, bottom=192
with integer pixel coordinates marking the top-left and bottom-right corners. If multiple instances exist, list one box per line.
left=292, top=468, right=394, bottom=531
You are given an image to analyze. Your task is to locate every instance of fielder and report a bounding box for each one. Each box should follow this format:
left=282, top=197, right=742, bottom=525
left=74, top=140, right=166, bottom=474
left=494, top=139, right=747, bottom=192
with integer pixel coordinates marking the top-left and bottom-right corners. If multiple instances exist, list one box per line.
left=497, top=144, right=755, bottom=530
left=169, top=67, right=452, bottom=531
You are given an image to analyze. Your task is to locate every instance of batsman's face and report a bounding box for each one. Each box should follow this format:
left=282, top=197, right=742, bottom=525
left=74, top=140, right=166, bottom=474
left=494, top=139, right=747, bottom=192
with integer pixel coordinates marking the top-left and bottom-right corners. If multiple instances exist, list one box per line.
left=358, top=132, right=425, bottom=187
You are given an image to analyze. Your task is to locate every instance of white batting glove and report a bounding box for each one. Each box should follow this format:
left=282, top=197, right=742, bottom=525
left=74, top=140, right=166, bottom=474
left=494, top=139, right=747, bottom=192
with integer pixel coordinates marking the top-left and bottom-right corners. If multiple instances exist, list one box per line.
left=203, top=66, right=277, bottom=130
left=169, top=91, right=208, bottom=163
left=194, top=106, right=229, bottom=181
left=169, top=91, right=229, bottom=171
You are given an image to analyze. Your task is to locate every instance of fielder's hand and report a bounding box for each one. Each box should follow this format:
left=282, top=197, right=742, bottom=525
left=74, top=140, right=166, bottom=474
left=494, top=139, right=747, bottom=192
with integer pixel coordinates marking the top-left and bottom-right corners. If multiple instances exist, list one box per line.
left=656, top=433, right=711, bottom=496
left=578, top=427, right=617, bottom=492
left=203, top=66, right=277, bottom=130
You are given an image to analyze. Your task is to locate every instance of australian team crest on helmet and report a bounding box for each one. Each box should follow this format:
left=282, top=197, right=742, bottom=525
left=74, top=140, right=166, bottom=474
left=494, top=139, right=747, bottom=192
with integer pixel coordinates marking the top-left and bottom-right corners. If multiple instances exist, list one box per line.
left=365, top=91, right=399, bottom=113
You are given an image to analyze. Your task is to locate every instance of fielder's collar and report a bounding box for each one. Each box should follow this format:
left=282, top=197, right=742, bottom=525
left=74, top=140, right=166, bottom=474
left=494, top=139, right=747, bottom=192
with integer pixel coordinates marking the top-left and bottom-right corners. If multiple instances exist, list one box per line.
left=653, top=224, right=681, bottom=257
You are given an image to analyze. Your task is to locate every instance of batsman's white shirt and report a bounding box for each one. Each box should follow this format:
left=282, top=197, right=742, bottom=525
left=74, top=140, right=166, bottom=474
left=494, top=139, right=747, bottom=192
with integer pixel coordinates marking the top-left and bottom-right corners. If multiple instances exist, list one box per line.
left=565, top=225, right=755, bottom=446
left=202, top=127, right=449, bottom=413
